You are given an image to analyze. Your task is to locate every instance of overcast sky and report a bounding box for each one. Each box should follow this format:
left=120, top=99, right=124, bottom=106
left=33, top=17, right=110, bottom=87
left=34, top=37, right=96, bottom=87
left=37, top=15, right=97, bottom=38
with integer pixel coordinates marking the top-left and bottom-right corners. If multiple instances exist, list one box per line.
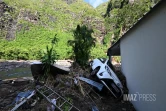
left=84, top=0, right=108, bottom=8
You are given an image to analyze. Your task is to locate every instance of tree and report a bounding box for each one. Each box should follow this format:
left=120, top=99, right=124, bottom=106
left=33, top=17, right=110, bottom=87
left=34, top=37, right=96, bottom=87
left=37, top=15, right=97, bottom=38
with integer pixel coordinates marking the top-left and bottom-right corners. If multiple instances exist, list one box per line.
left=68, top=25, right=96, bottom=67
left=104, top=0, right=154, bottom=44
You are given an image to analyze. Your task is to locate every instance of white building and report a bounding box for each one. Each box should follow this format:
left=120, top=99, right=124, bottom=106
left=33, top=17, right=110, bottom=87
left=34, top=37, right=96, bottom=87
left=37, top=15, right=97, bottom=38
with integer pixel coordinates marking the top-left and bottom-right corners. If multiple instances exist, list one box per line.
left=107, top=0, right=166, bottom=111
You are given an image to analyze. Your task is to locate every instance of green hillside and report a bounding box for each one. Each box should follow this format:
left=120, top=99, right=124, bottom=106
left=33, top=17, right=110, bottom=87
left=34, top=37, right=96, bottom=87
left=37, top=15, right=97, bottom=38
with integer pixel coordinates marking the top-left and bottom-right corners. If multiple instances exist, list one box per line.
left=0, top=0, right=108, bottom=60
left=0, top=0, right=160, bottom=60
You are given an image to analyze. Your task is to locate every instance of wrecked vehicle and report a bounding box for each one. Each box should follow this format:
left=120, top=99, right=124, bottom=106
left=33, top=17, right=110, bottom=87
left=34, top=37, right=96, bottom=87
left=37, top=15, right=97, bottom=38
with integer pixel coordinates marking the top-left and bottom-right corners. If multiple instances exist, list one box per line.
left=90, top=58, right=123, bottom=98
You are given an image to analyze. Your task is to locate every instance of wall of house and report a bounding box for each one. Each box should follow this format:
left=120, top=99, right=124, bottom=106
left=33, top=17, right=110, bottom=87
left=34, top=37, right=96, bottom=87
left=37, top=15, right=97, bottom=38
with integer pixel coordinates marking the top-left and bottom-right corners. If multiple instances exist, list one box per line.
left=120, top=1, right=166, bottom=111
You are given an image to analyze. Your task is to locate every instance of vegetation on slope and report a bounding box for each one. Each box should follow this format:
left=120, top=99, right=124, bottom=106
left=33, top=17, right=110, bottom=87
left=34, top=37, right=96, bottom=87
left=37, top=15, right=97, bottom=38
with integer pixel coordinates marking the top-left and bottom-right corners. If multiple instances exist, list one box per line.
left=0, top=0, right=107, bottom=60
left=0, top=0, right=160, bottom=60
left=103, top=0, right=161, bottom=44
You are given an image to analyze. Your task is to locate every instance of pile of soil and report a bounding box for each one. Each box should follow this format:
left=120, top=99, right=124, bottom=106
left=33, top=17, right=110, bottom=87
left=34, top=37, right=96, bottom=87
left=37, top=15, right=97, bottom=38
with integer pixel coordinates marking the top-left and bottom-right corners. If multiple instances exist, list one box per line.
left=0, top=62, right=135, bottom=111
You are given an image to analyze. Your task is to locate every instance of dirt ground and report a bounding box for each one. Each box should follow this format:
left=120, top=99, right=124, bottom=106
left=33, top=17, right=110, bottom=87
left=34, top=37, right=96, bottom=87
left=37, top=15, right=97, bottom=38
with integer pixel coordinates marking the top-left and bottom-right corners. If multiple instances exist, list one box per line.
left=0, top=62, right=136, bottom=111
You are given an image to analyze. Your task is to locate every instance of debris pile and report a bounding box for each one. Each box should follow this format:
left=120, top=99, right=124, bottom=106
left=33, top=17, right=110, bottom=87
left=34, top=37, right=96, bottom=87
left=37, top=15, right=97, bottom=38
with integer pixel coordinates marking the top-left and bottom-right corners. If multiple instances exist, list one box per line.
left=0, top=61, right=135, bottom=111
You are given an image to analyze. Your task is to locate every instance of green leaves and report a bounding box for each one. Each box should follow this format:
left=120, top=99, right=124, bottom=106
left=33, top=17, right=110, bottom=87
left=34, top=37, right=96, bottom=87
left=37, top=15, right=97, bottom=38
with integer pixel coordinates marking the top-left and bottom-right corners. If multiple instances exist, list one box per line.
left=51, top=34, right=58, bottom=44
left=41, top=34, right=58, bottom=81
left=104, top=0, right=154, bottom=44
left=68, top=24, right=96, bottom=67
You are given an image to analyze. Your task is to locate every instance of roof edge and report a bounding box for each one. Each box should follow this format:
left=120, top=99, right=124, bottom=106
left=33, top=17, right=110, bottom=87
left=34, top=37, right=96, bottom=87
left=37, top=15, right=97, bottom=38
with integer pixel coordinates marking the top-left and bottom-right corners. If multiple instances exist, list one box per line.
left=107, top=0, right=164, bottom=56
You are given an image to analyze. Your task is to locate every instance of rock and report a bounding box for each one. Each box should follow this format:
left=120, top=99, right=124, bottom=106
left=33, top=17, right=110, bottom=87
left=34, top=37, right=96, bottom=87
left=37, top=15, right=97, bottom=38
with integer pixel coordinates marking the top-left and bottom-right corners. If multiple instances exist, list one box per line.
left=122, top=108, right=126, bottom=111
left=0, top=2, right=15, bottom=40
left=12, top=79, right=30, bottom=86
left=63, top=0, right=76, bottom=4
left=6, top=19, right=17, bottom=40
left=65, top=81, right=71, bottom=87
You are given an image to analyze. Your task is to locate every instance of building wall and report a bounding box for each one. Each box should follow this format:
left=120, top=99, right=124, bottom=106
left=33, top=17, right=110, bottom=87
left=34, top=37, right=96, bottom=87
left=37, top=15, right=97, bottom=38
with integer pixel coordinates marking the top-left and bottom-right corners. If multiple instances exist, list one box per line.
left=120, top=1, right=166, bottom=111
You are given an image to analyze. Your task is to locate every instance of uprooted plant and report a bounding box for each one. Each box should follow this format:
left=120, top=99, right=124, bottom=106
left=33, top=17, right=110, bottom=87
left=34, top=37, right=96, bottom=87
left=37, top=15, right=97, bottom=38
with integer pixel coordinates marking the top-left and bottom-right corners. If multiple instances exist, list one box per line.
left=40, top=34, right=58, bottom=82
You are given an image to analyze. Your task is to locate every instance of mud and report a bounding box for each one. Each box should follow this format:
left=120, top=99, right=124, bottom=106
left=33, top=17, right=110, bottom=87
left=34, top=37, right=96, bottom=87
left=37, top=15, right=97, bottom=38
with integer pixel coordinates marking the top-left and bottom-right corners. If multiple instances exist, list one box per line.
left=0, top=61, right=135, bottom=111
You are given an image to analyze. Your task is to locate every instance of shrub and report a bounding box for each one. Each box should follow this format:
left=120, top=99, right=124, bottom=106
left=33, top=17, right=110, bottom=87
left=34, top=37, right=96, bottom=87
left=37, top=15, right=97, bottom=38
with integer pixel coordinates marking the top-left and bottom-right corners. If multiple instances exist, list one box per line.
left=68, top=25, right=96, bottom=67
left=41, top=34, right=58, bottom=81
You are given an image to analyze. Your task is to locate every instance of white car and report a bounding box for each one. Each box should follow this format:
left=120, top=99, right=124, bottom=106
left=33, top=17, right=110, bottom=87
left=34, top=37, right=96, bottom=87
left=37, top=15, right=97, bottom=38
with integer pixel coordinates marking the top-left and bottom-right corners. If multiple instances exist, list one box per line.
left=90, top=58, right=123, bottom=98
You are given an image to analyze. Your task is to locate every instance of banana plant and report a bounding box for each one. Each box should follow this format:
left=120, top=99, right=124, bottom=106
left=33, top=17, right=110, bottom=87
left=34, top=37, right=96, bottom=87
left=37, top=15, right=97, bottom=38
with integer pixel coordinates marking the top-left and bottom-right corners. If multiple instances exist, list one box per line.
left=41, top=34, right=58, bottom=81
